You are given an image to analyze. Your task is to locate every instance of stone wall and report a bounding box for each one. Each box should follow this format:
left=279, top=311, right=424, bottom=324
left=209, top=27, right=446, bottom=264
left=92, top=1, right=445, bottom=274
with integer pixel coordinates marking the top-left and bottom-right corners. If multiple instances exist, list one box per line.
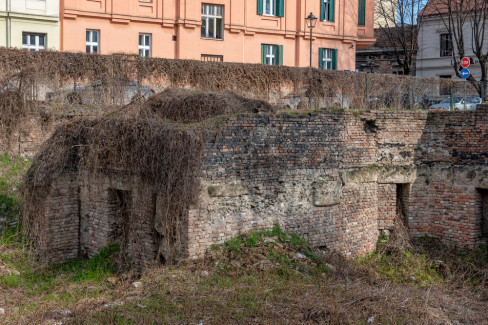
left=29, top=106, right=488, bottom=263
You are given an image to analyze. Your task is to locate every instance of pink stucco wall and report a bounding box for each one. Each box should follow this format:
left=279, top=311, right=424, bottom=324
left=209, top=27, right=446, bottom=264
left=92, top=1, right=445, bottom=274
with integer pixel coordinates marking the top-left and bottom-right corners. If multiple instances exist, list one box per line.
left=61, top=0, right=375, bottom=70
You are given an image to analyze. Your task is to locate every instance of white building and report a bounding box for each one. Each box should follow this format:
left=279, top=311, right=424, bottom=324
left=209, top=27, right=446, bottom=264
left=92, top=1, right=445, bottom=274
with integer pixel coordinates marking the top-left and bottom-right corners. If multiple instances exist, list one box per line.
left=416, top=1, right=488, bottom=79
left=0, top=0, right=59, bottom=50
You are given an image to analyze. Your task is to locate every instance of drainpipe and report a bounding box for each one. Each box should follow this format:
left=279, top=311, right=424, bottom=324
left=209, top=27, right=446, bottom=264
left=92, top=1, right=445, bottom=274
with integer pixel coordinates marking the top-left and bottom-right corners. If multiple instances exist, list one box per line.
left=6, top=0, right=11, bottom=48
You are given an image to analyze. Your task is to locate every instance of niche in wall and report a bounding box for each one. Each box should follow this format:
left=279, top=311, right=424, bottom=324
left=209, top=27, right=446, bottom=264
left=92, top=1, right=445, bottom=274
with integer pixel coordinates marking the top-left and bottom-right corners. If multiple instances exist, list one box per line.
left=478, top=189, right=488, bottom=239
left=108, top=189, right=131, bottom=245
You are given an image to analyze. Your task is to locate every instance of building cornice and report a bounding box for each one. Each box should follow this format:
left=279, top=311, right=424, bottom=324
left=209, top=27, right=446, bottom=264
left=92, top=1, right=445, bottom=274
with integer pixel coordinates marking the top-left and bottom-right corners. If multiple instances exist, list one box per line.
left=0, top=11, right=59, bottom=22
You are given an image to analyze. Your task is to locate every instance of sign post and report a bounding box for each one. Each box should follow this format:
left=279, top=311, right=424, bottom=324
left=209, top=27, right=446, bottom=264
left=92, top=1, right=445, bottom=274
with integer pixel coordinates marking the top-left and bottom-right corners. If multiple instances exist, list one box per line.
left=460, top=63, right=470, bottom=110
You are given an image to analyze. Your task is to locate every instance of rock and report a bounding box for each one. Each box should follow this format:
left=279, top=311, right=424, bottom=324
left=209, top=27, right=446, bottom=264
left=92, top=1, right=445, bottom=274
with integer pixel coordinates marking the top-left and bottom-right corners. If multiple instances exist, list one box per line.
left=325, top=263, right=337, bottom=273
left=367, top=315, right=375, bottom=323
left=0, top=307, right=4, bottom=314
left=132, top=281, right=142, bottom=288
left=264, top=237, right=276, bottom=244
left=201, top=271, right=209, bottom=277
left=294, top=253, right=307, bottom=259
left=136, top=304, right=147, bottom=308
left=59, top=310, right=73, bottom=316
left=106, top=277, right=118, bottom=285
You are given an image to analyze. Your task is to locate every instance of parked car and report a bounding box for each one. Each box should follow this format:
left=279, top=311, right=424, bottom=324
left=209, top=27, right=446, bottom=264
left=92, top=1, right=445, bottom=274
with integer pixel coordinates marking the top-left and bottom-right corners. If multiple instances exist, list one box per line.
left=46, top=78, right=155, bottom=105
left=429, top=96, right=482, bottom=110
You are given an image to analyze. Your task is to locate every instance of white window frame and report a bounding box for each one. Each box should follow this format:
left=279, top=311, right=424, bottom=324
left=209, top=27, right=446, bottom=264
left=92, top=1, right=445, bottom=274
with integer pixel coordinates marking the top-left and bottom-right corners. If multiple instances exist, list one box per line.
left=86, top=30, right=100, bottom=54
left=201, top=4, right=224, bottom=39
left=265, top=44, right=278, bottom=65
left=139, top=33, right=151, bottom=57
left=322, top=48, right=333, bottom=70
left=322, top=0, right=331, bottom=21
left=264, top=0, right=276, bottom=16
left=440, top=33, right=453, bottom=57
left=22, top=33, right=46, bottom=51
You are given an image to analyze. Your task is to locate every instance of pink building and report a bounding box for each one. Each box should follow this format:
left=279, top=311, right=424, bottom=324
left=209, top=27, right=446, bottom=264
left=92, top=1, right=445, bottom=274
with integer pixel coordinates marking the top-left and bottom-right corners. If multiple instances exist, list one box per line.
left=60, top=0, right=375, bottom=70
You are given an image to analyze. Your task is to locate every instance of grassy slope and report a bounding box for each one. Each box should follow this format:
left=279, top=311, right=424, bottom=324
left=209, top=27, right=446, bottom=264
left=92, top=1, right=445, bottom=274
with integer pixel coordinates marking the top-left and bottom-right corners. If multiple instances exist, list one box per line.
left=0, top=154, right=486, bottom=324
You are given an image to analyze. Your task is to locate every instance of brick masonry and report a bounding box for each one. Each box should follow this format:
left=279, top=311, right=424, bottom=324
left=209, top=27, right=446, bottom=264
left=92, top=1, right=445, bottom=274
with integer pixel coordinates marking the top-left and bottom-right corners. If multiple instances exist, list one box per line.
left=27, top=106, right=488, bottom=263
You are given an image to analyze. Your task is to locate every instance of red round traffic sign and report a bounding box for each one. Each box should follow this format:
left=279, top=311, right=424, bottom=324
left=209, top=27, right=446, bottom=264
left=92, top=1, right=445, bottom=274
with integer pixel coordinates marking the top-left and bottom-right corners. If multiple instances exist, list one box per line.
left=461, top=57, right=470, bottom=68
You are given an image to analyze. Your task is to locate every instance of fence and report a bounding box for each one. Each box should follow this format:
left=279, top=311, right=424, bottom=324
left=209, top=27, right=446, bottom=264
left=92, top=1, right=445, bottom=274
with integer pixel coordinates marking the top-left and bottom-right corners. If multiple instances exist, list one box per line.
left=0, top=48, right=484, bottom=114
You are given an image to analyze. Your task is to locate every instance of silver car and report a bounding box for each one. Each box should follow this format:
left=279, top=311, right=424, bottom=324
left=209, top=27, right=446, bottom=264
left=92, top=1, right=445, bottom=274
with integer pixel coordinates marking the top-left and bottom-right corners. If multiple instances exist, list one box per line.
left=429, top=96, right=482, bottom=110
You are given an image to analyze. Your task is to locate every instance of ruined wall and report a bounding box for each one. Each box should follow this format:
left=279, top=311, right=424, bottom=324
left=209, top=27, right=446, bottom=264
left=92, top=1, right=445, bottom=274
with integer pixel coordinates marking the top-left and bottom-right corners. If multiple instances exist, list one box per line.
left=186, top=111, right=428, bottom=258
left=32, top=107, right=488, bottom=263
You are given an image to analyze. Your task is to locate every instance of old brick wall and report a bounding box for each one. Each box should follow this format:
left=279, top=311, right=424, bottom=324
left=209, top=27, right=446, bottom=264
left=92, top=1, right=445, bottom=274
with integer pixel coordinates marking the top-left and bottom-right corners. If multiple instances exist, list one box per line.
left=32, top=171, right=80, bottom=263
left=28, top=106, right=488, bottom=263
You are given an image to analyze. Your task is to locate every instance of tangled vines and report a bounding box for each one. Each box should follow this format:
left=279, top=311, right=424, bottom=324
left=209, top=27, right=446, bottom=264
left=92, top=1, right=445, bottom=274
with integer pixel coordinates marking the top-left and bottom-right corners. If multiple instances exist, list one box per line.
left=23, top=116, right=205, bottom=264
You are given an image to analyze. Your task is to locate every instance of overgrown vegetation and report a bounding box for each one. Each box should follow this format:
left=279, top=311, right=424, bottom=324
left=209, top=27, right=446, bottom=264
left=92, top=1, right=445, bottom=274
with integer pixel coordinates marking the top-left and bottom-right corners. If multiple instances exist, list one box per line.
left=143, top=88, right=274, bottom=123
left=0, top=222, right=487, bottom=324
left=23, top=115, right=205, bottom=264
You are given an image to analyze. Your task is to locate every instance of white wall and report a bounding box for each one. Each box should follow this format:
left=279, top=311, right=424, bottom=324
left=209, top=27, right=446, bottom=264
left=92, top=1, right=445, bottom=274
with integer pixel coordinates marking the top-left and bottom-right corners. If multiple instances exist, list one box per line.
left=416, top=15, right=488, bottom=80
left=10, top=0, right=59, bottom=17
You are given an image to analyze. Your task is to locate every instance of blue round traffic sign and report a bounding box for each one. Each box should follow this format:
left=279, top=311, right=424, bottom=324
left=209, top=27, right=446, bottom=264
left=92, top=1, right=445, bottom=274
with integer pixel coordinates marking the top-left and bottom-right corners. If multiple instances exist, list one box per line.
left=460, top=68, right=470, bottom=79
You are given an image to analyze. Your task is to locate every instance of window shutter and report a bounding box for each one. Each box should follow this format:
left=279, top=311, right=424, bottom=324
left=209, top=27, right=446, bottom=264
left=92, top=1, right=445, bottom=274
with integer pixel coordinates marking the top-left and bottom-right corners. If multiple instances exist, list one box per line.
left=278, top=45, right=283, bottom=65
left=319, top=48, right=324, bottom=70
left=358, top=0, right=365, bottom=26
left=257, top=0, right=263, bottom=15
left=332, top=49, right=337, bottom=70
left=276, top=0, right=284, bottom=17
left=320, top=0, right=325, bottom=21
left=329, top=0, right=334, bottom=22
left=261, top=45, right=266, bottom=64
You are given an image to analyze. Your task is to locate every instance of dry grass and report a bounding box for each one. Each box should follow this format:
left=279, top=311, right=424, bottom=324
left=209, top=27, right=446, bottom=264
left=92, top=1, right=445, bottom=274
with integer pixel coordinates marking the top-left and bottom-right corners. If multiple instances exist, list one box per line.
left=0, top=226, right=487, bottom=325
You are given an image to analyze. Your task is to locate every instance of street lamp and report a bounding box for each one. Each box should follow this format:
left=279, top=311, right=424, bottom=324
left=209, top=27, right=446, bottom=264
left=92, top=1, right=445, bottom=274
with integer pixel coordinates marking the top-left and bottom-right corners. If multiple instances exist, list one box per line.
left=305, top=12, right=317, bottom=68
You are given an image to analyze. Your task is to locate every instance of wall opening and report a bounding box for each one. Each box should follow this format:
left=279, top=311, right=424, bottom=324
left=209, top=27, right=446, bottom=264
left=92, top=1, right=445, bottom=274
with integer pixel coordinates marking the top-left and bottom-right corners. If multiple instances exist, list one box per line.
left=396, top=183, right=409, bottom=228
left=478, top=189, right=488, bottom=239
left=108, top=189, right=131, bottom=246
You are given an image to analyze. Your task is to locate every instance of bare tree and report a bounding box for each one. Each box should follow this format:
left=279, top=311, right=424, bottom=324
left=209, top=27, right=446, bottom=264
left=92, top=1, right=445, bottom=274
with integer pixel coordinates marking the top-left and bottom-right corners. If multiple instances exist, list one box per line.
left=427, top=0, right=488, bottom=99
left=375, top=0, right=425, bottom=75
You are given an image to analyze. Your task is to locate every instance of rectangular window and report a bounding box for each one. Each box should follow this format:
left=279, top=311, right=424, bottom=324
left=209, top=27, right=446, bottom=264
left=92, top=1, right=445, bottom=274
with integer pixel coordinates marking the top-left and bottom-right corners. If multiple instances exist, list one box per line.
left=201, top=4, right=223, bottom=39
left=440, top=34, right=453, bottom=57
left=257, top=0, right=284, bottom=17
left=358, top=0, right=365, bottom=26
left=201, top=54, right=223, bottom=62
left=264, top=0, right=275, bottom=15
left=86, top=30, right=99, bottom=54
left=321, top=0, right=334, bottom=22
left=319, top=48, right=337, bottom=70
left=139, top=33, right=151, bottom=57
left=261, top=44, right=283, bottom=65
left=22, top=33, right=46, bottom=51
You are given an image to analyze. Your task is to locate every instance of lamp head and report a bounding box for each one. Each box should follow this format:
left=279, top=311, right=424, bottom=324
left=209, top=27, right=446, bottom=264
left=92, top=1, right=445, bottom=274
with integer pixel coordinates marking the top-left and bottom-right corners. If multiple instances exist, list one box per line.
left=306, top=12, right=317, bottom=29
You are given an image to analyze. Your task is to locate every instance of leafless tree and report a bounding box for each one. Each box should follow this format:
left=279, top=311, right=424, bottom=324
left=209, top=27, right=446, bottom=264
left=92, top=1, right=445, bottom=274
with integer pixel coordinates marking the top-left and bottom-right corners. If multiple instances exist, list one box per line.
left=428, top=0, right=488, bottom=99
left=375, top=0, right=425, bottom=75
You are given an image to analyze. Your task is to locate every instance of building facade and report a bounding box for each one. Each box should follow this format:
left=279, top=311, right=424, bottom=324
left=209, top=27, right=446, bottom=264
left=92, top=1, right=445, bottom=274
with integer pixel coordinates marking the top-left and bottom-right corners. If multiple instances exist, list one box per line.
left=0, top=0, right=59, bottom=50
left=416, top=2, right=488, bottom=79
left=61, top=0, right=375, bottom=70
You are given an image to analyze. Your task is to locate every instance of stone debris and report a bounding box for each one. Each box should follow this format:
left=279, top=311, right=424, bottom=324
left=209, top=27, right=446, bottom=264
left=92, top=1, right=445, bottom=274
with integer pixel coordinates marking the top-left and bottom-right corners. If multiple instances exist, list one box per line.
left=0, top=307, right=5, bottom=315
left=106, top=276, right=118, bottom=285
left=132, top=281, right=142, bottom=288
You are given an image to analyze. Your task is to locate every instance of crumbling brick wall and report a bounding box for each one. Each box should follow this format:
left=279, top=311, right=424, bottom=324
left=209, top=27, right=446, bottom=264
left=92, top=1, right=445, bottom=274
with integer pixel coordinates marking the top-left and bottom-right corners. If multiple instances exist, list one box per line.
left=30, top=106, right=488, bottom=263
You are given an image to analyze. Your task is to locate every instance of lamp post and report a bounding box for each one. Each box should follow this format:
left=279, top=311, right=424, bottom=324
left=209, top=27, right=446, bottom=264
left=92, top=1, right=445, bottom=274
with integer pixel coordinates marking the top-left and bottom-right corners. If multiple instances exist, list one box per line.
left=305, top=12, right=317, bottom=68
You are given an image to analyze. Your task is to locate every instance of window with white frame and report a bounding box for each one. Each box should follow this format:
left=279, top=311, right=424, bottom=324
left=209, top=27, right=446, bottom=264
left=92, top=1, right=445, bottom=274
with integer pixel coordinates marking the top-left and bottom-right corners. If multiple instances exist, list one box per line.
left=201, top=4, right=223, bottom=39
left=86, top=30, right=99, bottom=54
left=322, top=0, right=332, bottom=21
left=22, top=33, right=46, bottom=51
left=139, top=34, right=151, bottom=57
left=264, top=44, right=278, bottom=65
left=264, top=0, right=276, bottom=16
left=440, top=33, right=453, bottom=57
left=322, top=49, right=333, bottom=70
